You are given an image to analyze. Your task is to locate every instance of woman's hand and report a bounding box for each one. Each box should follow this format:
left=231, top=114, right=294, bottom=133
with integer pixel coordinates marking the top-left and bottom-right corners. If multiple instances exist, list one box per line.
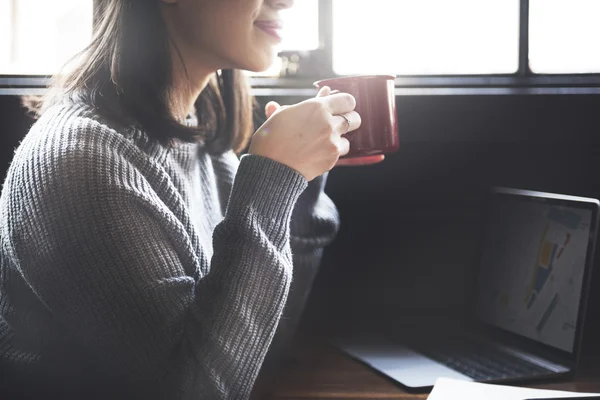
left=249, top=86, right=361, bottom=181
left=259, top=88, right=385, bottom=173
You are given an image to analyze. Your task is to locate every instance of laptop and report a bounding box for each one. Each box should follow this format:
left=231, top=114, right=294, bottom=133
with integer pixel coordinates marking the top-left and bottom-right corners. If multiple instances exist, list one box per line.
left=334, top=186, right=599, bottom=390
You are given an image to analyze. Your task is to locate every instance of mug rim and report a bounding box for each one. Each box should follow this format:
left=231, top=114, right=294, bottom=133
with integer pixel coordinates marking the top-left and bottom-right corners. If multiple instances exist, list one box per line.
left=313, top=74, right=396, bottom=87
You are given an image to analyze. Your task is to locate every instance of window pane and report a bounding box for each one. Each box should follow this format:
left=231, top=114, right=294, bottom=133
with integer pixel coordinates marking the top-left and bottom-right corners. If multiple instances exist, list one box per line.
left=249, top=0, right=319, bottom=77
left=0, top=0, right=93, bottom=75
left=1, top=0, right=317, bottom=77
left=332, top=0, right=519, bottom=75
left=0, top=1, right=11, bottom=70
left=279, top=0, right=319, bottom=51
left=529, top=0, right=600, bottom=74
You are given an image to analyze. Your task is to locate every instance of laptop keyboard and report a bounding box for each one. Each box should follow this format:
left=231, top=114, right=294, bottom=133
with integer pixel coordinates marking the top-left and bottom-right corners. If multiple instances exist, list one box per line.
left=414, top=340, right=551, bottom=381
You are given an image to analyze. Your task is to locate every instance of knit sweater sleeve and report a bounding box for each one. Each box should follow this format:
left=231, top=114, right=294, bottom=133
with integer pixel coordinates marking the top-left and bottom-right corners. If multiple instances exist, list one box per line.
left=5, top=117, right=307, bottom=399
left=211, top=152, right=340, bottom=361
left=265, top=174, right=340, bottom=358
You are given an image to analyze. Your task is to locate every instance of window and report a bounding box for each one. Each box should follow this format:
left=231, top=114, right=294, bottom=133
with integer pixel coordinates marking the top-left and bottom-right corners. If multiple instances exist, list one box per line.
left=2, top=0, right=600, bottom=88
left=331, top=0, right=520, bottom=76
left=250, top=0, right=319, bottom=77
left=0, top=0, right=93, bottom=75
left=529, top=0, right=600, bottom=74
left=279, top=0, right=319, bottom=52
left=0, top=0, right=318, bottom=78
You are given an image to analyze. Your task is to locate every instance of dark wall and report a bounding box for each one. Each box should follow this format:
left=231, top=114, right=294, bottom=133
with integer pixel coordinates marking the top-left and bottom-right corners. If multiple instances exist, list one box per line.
left=1, top=97, right=33, bottom=181
left=2, top=93, right=600, bottom=360
left=303, top=94, right=600, bottom=364
left=315, top=94, right=600, bottom=311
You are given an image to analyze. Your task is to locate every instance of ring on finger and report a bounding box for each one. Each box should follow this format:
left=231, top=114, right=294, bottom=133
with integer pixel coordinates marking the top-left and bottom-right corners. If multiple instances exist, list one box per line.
left=339, top=114, right=351, bottom=134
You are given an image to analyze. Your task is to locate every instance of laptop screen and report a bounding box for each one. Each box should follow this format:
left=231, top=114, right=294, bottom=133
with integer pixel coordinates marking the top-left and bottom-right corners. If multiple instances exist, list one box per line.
left=476, top=189, right=595, bottom=354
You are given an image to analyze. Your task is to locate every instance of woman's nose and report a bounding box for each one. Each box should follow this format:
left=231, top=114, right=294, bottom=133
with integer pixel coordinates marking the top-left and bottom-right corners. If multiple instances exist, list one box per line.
left=267, top=0, right=294, bottom=10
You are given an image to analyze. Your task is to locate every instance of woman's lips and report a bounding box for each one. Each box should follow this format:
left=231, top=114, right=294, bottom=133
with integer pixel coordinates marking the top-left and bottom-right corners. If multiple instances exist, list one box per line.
left=255, top=20, right=283, bottom=41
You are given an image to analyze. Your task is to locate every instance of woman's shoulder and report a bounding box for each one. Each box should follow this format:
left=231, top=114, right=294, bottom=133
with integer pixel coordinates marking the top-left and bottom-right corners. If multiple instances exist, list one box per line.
left=29, top=101, right=159, bottom=155
left=5, top=102, right=169, bottom=199
left=20, top=101, right=168, bottom=168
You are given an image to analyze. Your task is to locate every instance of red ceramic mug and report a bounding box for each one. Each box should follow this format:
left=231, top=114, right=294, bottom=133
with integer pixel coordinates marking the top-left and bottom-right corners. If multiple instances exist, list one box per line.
left=313, top=75, right=399, bottom=158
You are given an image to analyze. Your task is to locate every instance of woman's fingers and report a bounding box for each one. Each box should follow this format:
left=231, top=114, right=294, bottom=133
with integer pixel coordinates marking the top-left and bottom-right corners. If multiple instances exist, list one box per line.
left=268, top=86, right=334, bottom=120
left=316, top=86, right=332, bottom=97
left=336, top=137, right=350, bottom=157
left=265, top=101, right=290, bottom=119
left=333, top=111, right=361, bottom=135
left=321, top=93, right=356, bottom=116
left=265, top=101, right=280, bottom=119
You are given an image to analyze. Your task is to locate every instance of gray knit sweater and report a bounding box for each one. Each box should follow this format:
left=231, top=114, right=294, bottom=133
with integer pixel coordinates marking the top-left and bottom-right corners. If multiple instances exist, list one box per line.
left=0, top=102, right=339, bottom=399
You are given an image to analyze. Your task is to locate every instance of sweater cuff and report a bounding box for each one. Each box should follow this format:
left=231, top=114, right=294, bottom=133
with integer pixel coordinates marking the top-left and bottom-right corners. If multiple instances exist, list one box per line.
left=226, top=155, right=308, bottom=224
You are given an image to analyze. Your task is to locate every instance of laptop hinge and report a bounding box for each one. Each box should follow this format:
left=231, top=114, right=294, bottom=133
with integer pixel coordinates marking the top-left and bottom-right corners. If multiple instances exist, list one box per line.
left=490, top=341, right=571, bottom=373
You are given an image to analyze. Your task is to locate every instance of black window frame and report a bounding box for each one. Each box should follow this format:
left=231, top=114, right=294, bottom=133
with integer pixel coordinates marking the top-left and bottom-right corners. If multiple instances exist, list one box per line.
left=2, top=0, right=600, bottom=96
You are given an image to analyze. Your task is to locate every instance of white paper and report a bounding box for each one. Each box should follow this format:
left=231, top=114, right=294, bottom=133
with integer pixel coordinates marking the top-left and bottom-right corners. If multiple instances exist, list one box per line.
left=428, top=378, right=600, bottom=400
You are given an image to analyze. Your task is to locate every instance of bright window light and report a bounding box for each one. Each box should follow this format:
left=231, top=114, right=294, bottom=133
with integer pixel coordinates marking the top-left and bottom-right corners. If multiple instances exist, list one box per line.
left=332, top=0, right=519, bottom=75
left=279, top=0, right=319, bottom=52
left=1, top=0, right=318, bottom=77
left=249, top=0, right=319, bottom=77
left=529, top=0, right=600, bottom=74
left=0, top=0, right=93, bottom=75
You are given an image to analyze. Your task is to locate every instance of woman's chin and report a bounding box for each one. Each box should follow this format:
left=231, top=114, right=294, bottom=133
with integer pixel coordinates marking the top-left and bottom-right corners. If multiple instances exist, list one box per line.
left=245, top=63, right=274, bottom=74
left=242, top=51, right=279, bottom=73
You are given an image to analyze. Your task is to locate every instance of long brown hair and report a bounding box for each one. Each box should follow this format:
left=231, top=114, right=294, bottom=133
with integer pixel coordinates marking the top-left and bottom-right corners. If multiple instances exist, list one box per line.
left=25, top=0, right=255, bottom=153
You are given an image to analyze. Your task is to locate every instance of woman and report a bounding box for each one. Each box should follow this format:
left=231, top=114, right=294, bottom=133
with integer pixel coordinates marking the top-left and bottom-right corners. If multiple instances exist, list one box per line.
left=0, top=0, right=383, bottom=398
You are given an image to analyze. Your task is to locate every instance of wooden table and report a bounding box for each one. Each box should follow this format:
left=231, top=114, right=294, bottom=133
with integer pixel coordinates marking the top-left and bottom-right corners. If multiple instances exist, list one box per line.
left=252, top=338, right=600, bottom=399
